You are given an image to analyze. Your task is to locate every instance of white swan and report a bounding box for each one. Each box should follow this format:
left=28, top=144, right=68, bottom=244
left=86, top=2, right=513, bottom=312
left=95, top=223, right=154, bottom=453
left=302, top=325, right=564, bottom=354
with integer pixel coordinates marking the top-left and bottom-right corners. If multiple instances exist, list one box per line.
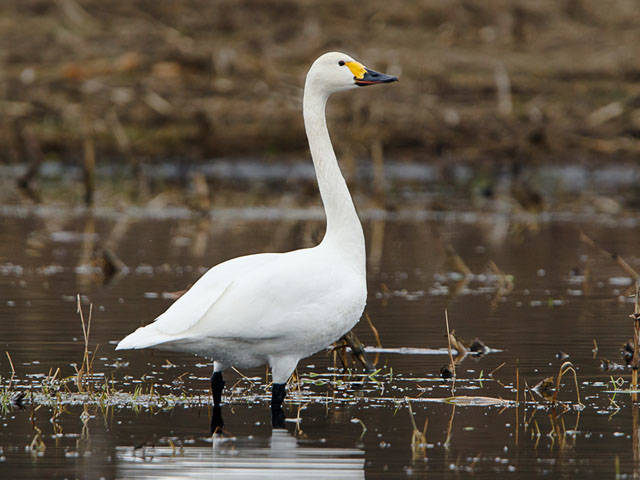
left=116, top=52, right=397, bottom=427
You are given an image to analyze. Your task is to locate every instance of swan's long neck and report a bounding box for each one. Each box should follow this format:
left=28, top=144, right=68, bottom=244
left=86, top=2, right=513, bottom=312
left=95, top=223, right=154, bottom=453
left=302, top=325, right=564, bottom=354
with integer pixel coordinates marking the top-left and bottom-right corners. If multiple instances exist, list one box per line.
left=303, top=81, right=365, bottom=275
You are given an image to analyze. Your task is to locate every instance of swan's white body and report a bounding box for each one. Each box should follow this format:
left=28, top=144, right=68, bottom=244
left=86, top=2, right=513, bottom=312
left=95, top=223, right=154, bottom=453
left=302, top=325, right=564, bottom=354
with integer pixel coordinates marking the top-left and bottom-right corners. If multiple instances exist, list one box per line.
left=116, top=52, right=394, bottom=384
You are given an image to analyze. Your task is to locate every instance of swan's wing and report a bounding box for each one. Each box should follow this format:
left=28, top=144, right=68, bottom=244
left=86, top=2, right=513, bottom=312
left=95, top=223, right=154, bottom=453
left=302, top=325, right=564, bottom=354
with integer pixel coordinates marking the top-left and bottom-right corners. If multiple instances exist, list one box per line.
left=153, top=252, right=280, bottom=335
left=116, top=252, right=280, bottom=349
left=185, top=249, right=365, bottom=341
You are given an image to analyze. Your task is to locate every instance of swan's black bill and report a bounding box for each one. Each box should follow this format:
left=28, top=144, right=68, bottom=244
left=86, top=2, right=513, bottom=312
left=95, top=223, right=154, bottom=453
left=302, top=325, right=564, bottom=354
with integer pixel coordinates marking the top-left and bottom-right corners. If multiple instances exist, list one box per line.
left=355, top=68, right=398, bottom=86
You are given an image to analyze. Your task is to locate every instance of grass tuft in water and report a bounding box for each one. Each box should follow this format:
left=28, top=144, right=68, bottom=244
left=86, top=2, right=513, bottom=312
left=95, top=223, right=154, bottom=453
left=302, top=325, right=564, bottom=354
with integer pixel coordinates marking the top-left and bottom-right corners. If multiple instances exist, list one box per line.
left=405, top=398, right=428, bottom=460
left=74, top=294, right=98, bottom=394
left=552, top=361, right=583, bottom=407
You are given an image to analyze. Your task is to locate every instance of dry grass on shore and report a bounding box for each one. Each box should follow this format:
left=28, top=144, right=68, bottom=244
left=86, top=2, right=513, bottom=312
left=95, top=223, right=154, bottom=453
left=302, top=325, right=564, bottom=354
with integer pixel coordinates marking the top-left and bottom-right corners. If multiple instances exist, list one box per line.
left=2, top=0, right=640, bottom=166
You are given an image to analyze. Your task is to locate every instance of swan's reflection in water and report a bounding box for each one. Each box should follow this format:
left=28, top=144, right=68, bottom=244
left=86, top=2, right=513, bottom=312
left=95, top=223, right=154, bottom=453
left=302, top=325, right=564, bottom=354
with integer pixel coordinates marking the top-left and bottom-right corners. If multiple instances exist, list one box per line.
left=116, top=430, right=364, bottom=479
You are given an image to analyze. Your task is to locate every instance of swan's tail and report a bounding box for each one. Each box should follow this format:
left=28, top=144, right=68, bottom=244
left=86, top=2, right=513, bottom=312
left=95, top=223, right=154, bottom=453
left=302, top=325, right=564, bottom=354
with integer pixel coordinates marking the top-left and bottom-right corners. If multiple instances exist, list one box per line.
left=115, top=324, right=177, bottom=350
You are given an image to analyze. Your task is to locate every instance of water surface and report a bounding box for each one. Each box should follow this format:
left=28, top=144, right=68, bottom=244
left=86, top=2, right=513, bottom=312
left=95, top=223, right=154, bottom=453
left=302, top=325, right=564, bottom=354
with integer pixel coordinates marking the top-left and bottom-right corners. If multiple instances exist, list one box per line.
left=1, top=204, right=640, bottom=478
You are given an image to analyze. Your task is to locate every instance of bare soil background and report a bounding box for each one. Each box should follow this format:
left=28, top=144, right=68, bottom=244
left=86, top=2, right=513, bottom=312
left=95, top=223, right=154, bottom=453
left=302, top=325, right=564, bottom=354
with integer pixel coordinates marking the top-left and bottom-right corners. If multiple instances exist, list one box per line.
left=2, top=0, right=640, bottom=167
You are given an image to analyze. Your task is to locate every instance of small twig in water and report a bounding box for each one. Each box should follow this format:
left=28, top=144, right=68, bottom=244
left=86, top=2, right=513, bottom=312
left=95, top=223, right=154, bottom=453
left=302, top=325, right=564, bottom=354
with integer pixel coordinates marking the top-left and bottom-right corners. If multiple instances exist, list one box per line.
left=489, top=362, right=506, bottom=378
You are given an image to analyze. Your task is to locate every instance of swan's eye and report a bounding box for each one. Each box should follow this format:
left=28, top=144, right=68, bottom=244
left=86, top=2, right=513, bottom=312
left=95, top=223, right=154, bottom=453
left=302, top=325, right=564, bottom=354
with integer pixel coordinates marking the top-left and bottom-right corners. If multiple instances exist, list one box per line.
left=338, top=60, right=345, bottom=66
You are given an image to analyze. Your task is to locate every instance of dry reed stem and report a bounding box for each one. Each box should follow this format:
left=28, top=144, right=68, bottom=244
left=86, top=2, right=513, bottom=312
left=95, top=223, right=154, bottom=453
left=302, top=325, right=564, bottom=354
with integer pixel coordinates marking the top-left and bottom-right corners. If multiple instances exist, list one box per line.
left=524, top=405, right=537, bottom=431
left=552, top=361, right=583, bottom=407
left=365, top=313, right=382, bottom=348
left=515, top=365, right=520, bottom=446
left=444, top=404, right=455, bottom=449
left=225, top=367, right=256, bottom=403
left=15, top=122, right=43, bottom=203
left=341, top=331, right=373, bottom=372
left=445, top=309, right=456, bottom=395
left=405, top=398, right=428, bottom=459
left=231, top=366, right=254, bottom=385
left=294, top=402, right=308, bottom=436
left=82, top=134, right=95, bottom=206
left=29, top=425, right=46, bottom=453
left=488, top=260, right=514, bottom=300
left=5, top=351, right=15, bottom=390
left=489, top=362, right=506, bottom=377
left=365, top=313, right=382, bottom=367
left=351, top=418, right=367, bottom=439
left=447, top=332, right=468, bottom=361
left=630, top=282, right=640, bottom=399
left=75, top=295, right=93, bottom=393
left=192, top=173, right=211, bottom=212
left=580, top=231, right=640, bottom=280
left=494, top=62, right=513, bottom=117
left=444, top=244, right=472, bottom=277
left=289, top=369, right=302, bottom=396
left=527, top=380, right=538, bottom=403
left=338, top=343, right=350, bottom=370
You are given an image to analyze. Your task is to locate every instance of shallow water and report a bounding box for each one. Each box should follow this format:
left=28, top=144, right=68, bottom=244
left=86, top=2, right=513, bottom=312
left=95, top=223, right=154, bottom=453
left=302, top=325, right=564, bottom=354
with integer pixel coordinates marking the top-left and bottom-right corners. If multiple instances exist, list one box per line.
left=2, top=204, right=640, bottom=478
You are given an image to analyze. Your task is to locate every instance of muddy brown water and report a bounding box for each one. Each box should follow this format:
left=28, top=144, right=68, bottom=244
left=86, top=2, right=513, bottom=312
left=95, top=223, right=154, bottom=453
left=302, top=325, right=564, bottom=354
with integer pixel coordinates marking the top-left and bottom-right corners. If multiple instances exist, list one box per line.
left=1, top=205, right=640, bottom=478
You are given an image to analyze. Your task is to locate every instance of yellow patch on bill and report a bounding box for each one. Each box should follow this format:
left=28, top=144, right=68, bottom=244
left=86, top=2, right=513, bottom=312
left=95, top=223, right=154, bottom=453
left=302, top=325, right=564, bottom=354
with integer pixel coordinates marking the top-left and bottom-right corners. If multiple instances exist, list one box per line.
left=345, top=61, right=367, bottom=80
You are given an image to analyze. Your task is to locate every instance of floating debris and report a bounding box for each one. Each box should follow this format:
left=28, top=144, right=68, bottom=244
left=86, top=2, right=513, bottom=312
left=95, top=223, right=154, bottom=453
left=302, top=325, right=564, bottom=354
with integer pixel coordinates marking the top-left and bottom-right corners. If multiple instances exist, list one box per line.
left=445, top=331, right=496, bottom=361
left=600, top=359, right=625, bottom=372
left=622, top=340, right=634, bottom=365
left=532, top=376, right=556, bottom=401
left=440, top=366, right=453, bottom=379
left=363, top=347, right=452, bottom=355
left=11, top=392, right=25, bottom=409
left=532, top=361, right=583, bottom=407
left=470, top=338, right=490, bottom=356
left=443, top=396, right=513, bottom=407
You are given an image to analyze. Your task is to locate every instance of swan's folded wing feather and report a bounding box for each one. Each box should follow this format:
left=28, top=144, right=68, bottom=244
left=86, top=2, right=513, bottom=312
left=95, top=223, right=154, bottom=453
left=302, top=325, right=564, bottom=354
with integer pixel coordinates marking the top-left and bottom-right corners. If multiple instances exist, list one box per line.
left=184, top=250, right=365, bottom=341
left=152, top=252, right=280, bottom=335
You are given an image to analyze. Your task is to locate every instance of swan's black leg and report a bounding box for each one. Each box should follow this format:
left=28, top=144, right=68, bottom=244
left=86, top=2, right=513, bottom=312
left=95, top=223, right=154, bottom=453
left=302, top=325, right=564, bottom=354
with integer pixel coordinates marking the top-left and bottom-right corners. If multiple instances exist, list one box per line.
left=211, top=404, right=224, bottom=433
left=211, top=371, right=225, bottom=406
left=271, top=383, right=287, bottom=428
left=210, top=371, right=225, bottom=433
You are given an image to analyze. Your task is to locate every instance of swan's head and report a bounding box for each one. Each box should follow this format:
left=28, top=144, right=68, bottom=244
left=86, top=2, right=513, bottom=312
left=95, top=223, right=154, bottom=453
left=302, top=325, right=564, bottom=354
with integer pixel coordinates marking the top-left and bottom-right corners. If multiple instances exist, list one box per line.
left=306, top=52, right=397, bottom=94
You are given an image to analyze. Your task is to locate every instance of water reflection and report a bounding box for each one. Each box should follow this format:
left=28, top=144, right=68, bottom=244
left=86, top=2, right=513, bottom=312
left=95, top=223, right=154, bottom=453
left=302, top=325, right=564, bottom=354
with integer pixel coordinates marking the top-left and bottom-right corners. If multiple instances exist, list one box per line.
left=115, top=430, right=364, bottom=479
left=5, top=207, right=640, bottom=478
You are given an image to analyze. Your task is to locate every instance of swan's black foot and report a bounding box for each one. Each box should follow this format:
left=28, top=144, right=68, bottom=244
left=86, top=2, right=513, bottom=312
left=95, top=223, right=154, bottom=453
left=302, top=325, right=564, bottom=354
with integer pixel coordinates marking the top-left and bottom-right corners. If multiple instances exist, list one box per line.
left=211, top=371, right=225, bottom=406
left=211, top=404, right=224, bottom=434
left=271, top=383, right=287, bottom=428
